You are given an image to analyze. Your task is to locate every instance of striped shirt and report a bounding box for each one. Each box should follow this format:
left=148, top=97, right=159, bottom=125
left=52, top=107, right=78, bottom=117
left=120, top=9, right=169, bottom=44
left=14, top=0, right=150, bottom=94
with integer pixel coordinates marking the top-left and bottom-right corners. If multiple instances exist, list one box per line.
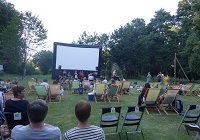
left=63, top=125, right=105, bottom=140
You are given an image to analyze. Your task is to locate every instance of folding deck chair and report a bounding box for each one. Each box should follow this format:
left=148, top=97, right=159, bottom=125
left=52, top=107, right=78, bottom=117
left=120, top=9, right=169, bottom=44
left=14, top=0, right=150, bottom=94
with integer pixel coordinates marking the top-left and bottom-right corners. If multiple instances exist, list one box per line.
left=143, top=88, right=161, bottom=114
left=158, top=89, right=179, bottom=115
left=106, top=85, right=120, bottom=102
left=71, top=81, right=79, bottom=94
left=34, top=85, right=48, bottom=101
left=49, top=84, right=62, bottom=102
left=120, top=81, right=131, bottom=95
left=94, top=84, right=106, bottom=103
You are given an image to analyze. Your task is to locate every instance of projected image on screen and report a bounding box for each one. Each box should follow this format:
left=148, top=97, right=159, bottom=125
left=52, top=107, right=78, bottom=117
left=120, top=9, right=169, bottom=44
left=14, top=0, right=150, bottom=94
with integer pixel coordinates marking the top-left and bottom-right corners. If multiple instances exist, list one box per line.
left=56, top=45, right=100, bottom=71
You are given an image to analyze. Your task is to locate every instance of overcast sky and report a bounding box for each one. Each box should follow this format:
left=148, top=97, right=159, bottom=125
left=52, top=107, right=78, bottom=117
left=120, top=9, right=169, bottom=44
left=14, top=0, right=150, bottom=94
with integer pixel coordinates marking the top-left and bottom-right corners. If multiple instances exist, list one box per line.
left=7, top=0, right=180, bottom=49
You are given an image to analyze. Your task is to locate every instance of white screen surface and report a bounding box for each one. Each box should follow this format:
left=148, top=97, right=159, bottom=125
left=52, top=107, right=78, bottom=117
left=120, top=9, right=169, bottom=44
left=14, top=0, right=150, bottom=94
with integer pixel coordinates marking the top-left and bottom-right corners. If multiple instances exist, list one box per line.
left=56, top=45, right=100, bottom=71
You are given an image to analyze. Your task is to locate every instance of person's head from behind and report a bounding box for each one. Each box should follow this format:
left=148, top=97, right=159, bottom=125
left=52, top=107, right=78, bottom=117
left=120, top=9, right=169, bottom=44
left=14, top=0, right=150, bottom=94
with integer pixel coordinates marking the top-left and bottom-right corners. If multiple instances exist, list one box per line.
left=75, top=100, right=91, bottom=122
left=27, top=99, right=48, bottom=123
left=43, top=79, right=47, bottom=82
left=111, top=79, right=115, bottom=84
left=144, top=83, right=151, bottom=88
left=12, top=86, right=26, bottom=99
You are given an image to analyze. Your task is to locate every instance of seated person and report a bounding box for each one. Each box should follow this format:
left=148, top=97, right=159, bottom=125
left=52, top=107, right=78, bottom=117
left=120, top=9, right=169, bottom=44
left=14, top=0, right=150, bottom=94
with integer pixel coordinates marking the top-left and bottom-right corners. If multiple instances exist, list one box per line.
left=108, top=79, right=117, bottom=88
left=52, top=81, right=64, bottom=95
left=40, top=79, right=50, bottom=91
left=178, top=81, right=186, bottom=95
left=4, top=86, right=29, bottom=126
left=137, top=83, right=150, bottom=106
left=88, top=73, right=94, bottom=81
left=63, top=100, right=105, bottom=140
left=11, top=99, right=62, bottom=140
left=102, top=78, right=108, bottom=85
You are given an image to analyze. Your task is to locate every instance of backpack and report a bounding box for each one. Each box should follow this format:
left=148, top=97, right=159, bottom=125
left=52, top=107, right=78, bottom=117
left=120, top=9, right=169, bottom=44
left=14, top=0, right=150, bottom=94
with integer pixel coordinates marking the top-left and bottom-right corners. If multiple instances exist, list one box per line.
left=172, top=99, right=183, bottom=113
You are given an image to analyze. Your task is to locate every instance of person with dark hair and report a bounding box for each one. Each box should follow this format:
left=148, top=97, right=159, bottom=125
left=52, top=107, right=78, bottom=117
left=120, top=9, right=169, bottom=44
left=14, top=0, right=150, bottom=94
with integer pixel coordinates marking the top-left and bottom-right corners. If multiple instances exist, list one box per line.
left=137, top=83, right=151, bottom=106
left=11, top=99, right=62, bottom=140
left=63, top=100, right=105, bottom=140
left=4, top=86, right=29, bottom=125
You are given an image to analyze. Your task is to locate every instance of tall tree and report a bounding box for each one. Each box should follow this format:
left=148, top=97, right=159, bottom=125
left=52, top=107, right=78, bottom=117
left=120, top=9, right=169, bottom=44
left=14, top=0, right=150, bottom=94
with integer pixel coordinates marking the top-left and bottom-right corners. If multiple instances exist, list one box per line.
left=146, top=9, right=178, bottom=76
left=32, top=50, right=52, bottom=75
left=176, top=0, right=200, bottom=79
left=20, top=11, right=48, bottom=76
left=0, top=0, right=22, bottom=73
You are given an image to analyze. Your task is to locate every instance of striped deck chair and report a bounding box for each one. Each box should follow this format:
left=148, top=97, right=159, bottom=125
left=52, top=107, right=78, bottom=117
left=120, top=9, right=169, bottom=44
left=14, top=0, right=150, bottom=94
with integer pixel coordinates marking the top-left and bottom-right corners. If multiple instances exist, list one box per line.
left=143, top=88, right=161, bottom=114
left=159, top=89, right=179, bottom=115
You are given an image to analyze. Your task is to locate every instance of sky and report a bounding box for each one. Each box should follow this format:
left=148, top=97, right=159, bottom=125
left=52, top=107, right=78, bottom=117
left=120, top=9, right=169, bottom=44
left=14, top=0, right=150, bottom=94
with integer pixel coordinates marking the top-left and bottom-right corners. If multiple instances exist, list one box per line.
left=7, top=0, right=180, bottom=50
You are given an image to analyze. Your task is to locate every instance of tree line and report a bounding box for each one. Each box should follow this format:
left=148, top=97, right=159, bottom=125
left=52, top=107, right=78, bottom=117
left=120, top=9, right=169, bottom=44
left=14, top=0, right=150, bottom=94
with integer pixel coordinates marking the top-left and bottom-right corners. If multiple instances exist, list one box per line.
left=1, top=0, right=200, bottom=81
left=75, top=0, right=200, bottom=81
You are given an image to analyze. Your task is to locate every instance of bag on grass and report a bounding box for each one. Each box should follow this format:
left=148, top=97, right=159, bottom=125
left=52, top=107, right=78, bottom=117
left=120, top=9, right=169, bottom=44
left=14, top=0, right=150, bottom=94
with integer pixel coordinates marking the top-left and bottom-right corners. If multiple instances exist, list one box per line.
left=172, top=99, right=183, bottom=113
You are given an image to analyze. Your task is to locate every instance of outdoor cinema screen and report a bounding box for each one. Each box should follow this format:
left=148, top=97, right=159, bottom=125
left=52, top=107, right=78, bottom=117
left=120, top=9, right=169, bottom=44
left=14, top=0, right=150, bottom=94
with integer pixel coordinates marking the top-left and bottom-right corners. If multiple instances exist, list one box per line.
left=52, top=42, right=102, bottom=79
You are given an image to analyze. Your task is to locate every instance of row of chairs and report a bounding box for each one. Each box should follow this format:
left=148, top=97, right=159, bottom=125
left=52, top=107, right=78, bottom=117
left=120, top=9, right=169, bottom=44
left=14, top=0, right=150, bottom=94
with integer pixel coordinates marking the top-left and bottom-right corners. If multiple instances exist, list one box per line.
left=101, top=106, right=145, bottom=140
left=143, top=88, right=180, bottom=115
left=94, top=82, right=131, bottom=103
left=101, top=104, right=200, bottom=140
left=34, top=84, right=62, bottom=102
left=28, top=82, right=62, bottom=103
left=1, top=104, right=199, bottom=139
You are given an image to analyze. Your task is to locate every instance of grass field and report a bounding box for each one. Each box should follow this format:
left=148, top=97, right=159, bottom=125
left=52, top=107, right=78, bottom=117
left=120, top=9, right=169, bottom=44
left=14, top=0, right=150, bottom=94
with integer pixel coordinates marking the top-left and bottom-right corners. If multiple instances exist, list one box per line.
left=1, top=74, right=199, bottom=140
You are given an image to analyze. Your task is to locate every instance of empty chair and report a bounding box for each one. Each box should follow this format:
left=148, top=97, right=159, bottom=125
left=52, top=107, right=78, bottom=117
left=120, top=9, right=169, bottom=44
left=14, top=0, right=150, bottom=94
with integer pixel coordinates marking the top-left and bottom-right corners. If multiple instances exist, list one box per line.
left=121, top=106, right=145, bottom=139
left=178, top=104, right=200, bottom=133
left=100, top=106, right=122, bottom=138
left=158, top=89, right=179, bottom=115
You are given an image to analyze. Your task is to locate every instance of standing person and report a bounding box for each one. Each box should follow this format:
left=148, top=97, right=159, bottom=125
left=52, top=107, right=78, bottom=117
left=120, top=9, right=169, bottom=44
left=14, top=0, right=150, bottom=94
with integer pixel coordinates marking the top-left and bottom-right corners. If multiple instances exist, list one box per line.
left=11, top=99, right=62, bottom=140
left=74, top=70, right=78, bottom=79
left=63, top=70, right=67, bottom=77
left=63, top=100, right=105, bottom=140
left=146, top=72, right=152, bottom=83
left=137, top=83, right=151, bottom=106
left=4, top=86, right=29, bottom=125
left=157, top=72, right=162, bottom=82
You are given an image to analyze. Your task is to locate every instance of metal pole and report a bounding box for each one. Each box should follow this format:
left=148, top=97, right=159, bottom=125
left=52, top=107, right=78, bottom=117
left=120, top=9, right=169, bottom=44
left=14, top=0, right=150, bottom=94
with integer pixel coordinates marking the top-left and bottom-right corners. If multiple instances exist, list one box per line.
left=174, top=53, right=176, bottom=84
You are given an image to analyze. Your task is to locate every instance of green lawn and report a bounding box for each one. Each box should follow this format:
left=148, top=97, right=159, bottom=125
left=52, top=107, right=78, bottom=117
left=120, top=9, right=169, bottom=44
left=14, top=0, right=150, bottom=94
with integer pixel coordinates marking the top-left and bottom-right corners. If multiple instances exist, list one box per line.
left=2, top=74, right=199, bottom=140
